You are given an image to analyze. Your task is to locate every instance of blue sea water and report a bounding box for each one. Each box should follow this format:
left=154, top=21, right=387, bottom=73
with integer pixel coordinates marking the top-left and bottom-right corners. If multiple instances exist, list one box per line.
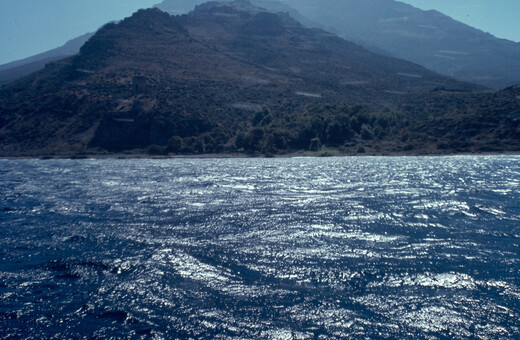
left=1, top=156, right=520, bottom=339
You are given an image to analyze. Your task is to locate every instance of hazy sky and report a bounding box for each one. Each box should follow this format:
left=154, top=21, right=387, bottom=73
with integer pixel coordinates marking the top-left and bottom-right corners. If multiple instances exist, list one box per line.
left=1, top=0, right=519, bottom=65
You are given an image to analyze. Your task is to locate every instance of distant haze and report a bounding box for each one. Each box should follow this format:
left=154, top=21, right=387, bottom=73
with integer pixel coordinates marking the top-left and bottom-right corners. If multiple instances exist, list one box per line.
left=400, top=0, right=520, bottom=42
left=0, top=0, right=519, bottom=65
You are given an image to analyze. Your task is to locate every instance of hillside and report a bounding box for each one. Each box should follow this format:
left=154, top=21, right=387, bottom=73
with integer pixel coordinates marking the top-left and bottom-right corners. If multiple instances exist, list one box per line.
left=280, top=0, right=520, bottom=89
left=0, top=2, right=518, bottom=157
left=4, top=0, right=519, bottom=90
left=156, top=0, right=520, bottom=89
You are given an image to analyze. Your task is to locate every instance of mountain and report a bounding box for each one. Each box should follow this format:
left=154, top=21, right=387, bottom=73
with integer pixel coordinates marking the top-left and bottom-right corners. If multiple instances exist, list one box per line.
left=279, top=0, right=520, bottom=89
left=0, top=0, right=301, bottom=88
left=0, top=2, right=518, bottom=157
left=156, top=0, right=520, bottom=89
left=4, top=0, right=518, bottom=90
left=0, top=33, right=94, bottom=86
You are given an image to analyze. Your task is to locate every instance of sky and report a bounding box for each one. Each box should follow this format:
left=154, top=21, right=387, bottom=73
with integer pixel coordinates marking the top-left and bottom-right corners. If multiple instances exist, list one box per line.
left=1, top=0, right=519, bottom=65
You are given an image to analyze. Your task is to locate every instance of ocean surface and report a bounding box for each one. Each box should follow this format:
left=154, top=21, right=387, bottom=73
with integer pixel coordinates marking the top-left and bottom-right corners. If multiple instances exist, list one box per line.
left=1, top=156, right=519, bottom=339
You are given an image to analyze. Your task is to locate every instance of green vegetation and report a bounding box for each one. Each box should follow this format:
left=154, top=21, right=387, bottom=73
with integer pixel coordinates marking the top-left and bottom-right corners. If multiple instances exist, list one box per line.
left=134, top=94, right=520, bottom=156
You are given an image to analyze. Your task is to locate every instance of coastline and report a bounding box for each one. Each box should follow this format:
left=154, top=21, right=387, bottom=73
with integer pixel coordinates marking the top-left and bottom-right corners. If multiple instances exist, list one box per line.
left=1, top=150, right=519, bottom=160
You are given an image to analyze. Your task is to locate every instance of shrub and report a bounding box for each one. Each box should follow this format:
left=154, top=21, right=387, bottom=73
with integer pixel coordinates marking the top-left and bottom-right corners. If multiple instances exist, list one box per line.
left=147, top=144, right=166, bottom=155
left=360, top=125, right=374, bottom=140
left=309, top=137, right=321, bottom=151
left=167, top=136, right=183, bottom=153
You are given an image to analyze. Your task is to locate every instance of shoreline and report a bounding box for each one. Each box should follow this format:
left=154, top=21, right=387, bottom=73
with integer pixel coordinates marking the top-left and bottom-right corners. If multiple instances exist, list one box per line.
left=1, top=150, right=520, bottom=160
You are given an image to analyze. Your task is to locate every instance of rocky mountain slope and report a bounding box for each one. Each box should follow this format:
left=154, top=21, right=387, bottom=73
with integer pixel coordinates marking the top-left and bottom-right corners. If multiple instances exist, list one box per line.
left=4, top=0, right=519, bottom=90
left=281, top=0, right=520, bottom=89
left=157, top=0, right=520, bottom=89
left=0, top=2, right=518, bottom=157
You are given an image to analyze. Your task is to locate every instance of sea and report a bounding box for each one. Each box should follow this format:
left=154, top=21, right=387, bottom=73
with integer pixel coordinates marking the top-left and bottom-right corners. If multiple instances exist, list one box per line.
left=1, top=156, right=519, bottom=339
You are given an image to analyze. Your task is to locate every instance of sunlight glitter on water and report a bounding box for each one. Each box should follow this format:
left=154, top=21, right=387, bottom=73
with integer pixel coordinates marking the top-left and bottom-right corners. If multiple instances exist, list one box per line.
left=1, top=156, right=520, bottom=338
